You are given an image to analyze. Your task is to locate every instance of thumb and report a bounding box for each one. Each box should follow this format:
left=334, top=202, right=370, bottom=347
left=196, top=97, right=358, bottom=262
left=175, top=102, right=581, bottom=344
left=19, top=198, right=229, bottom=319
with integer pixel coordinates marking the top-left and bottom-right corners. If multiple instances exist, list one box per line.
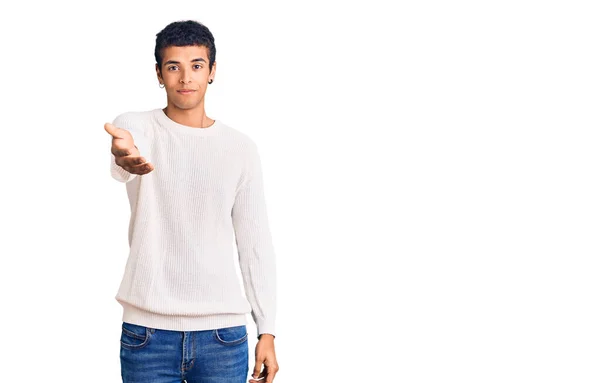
left=104, top=122, right=126, bottom=139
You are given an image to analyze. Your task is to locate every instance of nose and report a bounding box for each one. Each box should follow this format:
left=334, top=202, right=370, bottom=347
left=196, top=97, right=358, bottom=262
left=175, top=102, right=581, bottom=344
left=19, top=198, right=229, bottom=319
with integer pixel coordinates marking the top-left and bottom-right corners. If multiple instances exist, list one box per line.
left=179, top=69, right=191, bottom=84
left=179, top=68, right=192, bottom=84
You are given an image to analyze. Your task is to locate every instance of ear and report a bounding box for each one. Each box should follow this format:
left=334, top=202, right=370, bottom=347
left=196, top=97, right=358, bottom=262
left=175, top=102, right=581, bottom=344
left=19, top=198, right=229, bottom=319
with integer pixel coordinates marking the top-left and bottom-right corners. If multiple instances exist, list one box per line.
left=155, top=63, right=163, bottom=82
left=209, top=61, right=217, bottom=78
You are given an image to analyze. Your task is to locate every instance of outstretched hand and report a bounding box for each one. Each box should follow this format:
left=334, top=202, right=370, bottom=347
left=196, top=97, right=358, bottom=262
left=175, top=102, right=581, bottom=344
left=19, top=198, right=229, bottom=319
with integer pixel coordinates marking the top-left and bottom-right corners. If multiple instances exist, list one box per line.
left=105, top=122, right=154, bottom=175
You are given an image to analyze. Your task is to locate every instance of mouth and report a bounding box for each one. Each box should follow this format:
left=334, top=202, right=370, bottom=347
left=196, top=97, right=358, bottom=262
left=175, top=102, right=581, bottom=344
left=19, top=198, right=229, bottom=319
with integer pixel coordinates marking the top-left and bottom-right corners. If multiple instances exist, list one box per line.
left=177, top=89, right=197, bottom=94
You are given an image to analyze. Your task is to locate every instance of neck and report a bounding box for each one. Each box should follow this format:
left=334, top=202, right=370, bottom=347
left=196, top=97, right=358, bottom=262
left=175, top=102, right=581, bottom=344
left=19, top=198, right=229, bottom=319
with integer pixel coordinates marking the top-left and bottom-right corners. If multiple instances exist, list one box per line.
left=163, top=103, right=214, bottom=128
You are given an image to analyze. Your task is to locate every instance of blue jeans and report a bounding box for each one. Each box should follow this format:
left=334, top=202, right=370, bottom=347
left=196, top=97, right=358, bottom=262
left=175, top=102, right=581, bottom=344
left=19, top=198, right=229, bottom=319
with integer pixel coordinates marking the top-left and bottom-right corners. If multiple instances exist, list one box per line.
left=120, top=321, right=249, bottom=383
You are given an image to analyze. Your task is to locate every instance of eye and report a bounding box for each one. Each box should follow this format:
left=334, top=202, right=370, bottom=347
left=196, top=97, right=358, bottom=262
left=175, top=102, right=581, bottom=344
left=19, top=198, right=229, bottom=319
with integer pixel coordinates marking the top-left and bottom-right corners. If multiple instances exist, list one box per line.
left=194, top=64, right=203, bottom=69
left=167, top=65, right=178, bottom=71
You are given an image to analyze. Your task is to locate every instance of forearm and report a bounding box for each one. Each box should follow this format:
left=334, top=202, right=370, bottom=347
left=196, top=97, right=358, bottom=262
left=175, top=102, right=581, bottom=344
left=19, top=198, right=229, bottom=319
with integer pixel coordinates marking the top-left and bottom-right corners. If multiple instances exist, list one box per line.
left=232, top=144, right=277, bottom=339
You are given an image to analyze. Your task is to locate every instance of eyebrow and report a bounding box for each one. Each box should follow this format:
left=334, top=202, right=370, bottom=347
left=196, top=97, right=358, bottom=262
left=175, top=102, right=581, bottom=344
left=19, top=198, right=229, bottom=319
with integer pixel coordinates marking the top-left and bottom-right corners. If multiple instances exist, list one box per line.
left=164, top=58, right=207, bottom=66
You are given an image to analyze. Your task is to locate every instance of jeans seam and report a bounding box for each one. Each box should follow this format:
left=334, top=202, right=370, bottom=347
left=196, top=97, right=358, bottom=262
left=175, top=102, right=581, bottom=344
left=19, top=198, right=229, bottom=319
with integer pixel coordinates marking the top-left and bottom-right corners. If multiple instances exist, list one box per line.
left=213, top=327, right=248, bottom=346
left=121, top=328, right=150, bottom=349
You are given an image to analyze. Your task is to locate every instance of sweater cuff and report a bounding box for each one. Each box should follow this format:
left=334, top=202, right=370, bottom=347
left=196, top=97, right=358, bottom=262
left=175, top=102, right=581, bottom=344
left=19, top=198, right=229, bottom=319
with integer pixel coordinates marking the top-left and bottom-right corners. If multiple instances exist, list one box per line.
left=110, top=152, right=137, bottom=183
left=256, top=319, right=276, bottom=339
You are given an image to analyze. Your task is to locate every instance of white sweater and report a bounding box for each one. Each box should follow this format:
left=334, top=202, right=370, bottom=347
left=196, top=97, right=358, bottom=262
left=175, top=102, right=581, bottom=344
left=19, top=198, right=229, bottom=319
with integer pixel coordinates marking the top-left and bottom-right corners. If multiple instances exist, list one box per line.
left=109, top=108, right=276, bottom=339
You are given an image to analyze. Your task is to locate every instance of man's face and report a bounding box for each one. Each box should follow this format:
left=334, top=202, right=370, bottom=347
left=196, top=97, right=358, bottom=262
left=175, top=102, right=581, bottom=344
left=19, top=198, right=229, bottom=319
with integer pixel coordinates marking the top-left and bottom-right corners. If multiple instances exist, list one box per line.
left=156, top=45, right=216, bottom=110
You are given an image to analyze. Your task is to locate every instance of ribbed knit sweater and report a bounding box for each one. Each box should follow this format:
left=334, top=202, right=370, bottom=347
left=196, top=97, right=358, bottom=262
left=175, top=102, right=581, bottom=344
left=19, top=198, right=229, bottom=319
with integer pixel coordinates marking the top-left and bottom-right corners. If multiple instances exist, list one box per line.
left=109, top=108, right=276, bottom=339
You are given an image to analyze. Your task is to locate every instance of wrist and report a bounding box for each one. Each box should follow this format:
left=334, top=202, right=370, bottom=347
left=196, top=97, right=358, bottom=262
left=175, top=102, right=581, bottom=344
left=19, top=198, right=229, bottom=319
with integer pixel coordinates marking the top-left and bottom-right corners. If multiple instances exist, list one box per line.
left=258, top=333, right=275, bottom=341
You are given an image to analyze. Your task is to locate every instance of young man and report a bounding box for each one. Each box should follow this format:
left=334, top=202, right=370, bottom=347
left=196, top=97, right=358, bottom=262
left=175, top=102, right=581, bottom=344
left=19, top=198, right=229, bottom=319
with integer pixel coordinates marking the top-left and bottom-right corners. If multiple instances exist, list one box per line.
left=104, top=20, right=279, bottom=383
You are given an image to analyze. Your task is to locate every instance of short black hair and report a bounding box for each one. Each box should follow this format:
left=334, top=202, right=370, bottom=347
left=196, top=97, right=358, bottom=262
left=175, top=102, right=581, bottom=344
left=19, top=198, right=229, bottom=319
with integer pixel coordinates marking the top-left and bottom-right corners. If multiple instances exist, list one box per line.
left=155, top=20, right=216, bottom=75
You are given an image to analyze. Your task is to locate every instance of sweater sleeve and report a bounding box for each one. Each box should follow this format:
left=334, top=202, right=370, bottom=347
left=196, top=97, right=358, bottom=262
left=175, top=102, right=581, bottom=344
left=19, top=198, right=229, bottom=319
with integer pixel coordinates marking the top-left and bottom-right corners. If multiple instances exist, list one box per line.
left=109, top=113, right=151, bottom=183
left=231, top=142, right=277, bottom=339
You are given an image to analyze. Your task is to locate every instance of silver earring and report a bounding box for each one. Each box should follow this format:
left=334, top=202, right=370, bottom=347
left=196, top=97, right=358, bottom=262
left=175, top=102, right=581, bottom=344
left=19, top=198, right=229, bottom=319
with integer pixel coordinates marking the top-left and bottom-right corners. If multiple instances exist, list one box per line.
left=159, top=83, right=165, bottom=88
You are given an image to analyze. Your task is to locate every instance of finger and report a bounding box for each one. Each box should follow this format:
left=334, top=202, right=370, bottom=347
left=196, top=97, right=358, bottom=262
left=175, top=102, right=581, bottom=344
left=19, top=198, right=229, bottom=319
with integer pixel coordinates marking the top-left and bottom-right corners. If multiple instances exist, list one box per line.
left=114, top=155, right=142, bottom=168
left=115, top=155, right=152, bottom=173
left=124, top=162, right=154, bottom=175
left=252, top=362, right=262, bottom=380
left=104, top=123, right=126, bottom=139
left=250, top=367, right=267, bottom=381
left=118, top=156, right=148, bottom=168
left=265, top=365, right=277, bottom=383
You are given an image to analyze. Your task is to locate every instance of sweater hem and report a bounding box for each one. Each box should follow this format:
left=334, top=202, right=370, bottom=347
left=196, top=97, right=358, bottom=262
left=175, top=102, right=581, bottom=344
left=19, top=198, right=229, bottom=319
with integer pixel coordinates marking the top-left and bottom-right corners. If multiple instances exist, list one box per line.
left=119, top=301, right=248, bottom=332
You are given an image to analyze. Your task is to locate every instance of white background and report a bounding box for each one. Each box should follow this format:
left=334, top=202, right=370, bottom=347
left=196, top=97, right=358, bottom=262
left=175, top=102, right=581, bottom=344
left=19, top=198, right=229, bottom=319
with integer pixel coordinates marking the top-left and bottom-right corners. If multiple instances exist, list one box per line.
left=0, top=0, right=598, bottom=382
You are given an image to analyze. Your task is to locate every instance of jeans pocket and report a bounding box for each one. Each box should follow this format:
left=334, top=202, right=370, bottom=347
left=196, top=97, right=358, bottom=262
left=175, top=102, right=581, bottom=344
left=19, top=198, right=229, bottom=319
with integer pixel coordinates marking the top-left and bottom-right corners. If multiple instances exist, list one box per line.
left=120, top=322, right=151, bottom=350
left=213, top=325, right=248, bottom=346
